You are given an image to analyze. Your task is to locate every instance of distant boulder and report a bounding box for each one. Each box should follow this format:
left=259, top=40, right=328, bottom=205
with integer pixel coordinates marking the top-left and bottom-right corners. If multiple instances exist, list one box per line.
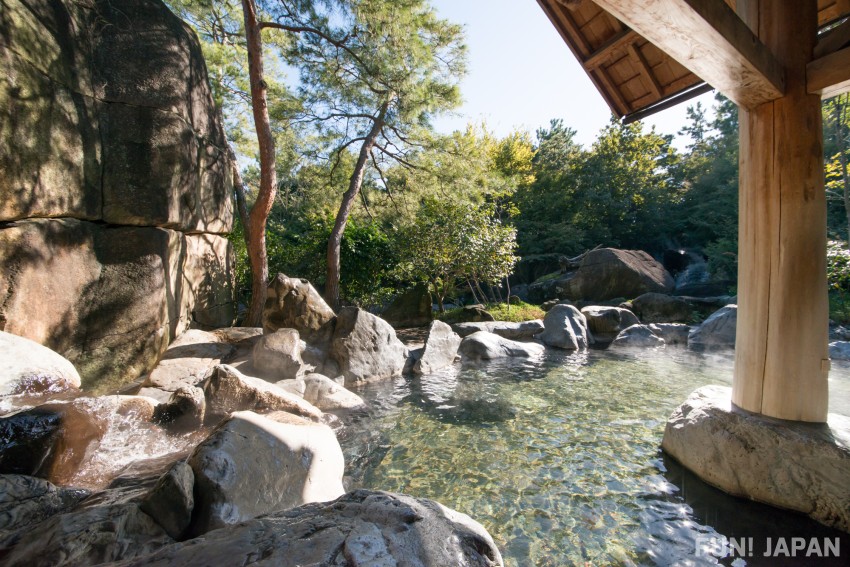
left=688, top=305, right=737, bottom=350
left=262, top=275, right=336, bottom=346
left=456, top=304, right=496, bottom=323
left=414, top=321, right=461, bottom=375
left=628, top=292, right=692, bottom=323
left=452, top=320, right=544, bottom=341
left=566, top=248, right=674, bottom=301
left=529, top=248, right=674, bottom=303
left=580, top=306, right=639, bottom=341
left=648, top=323, right=690, bottom=346
left=829, top=341, right=850, bottom=361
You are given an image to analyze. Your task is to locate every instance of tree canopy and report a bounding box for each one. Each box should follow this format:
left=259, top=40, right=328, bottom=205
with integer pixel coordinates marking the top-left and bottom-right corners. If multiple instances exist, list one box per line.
left=165, top=0, right=850, bottom=318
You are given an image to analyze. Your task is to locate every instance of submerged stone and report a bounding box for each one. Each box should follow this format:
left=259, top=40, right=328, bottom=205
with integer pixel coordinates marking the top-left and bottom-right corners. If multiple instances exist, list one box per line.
left=459, top=331, right=545, bottom=360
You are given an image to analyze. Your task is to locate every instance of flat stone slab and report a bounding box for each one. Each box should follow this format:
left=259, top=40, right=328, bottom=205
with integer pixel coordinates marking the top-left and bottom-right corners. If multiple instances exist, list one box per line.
left=142, top=330, right=235, bottom=392
left=452, top=320, right=544, bottom=340
left=662, top=385, right=850, bottom=532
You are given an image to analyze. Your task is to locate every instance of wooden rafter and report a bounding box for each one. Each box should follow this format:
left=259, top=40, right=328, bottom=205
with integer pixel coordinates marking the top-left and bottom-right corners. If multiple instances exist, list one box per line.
left=537, top=0, right=631, bottom=117
left=592, top=66, right=630, bottom=116
left=819, top=0, right=850, bottom=27
left=557, top=5, right=592, bottom=57
left=627, top=44, right=663, bottom=99
left=592, top=0, right=785, bottom=109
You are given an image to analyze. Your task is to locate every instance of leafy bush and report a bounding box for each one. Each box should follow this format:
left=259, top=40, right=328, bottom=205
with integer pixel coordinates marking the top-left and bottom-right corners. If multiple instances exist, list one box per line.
left=230, top=214, right=400, bottom=310
left=704, top=237, right=738, bottom=281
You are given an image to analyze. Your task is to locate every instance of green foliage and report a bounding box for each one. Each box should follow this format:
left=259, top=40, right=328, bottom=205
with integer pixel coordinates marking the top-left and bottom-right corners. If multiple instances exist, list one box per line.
left=513, top=119, right=584, bottom=255
left=827, top=239, right=850, bottom=292
left=829, top=292, right=850, bottom=325
left=825, top=94, right=850, bottom=242
left=826, top=240, right=850, bottom=325
left=673, top=95, right=739, bottom=256
left=273, top=0, right=466, bottom=171
left=704, top=237, right=738, bottom=282
left=397, top=198, right=518, bottom=310
left=164, top=0, right=300, bottom=165
left=513, top=117, right=681, bottom=256
left=576, top=118, right=680, bottom=250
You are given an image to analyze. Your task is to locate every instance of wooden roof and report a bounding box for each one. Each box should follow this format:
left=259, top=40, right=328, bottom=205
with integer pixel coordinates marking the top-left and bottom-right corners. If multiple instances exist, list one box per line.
left=538, top=0, right=850, bottom=121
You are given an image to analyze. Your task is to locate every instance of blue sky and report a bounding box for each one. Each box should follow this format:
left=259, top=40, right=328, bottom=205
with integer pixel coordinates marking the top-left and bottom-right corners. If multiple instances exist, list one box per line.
left=429, top=0, right=715, bottom=149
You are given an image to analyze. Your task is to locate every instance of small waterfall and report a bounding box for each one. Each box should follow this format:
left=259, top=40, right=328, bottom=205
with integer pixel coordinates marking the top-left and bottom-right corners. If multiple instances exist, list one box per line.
left=675, top=260, right=709, bottom=289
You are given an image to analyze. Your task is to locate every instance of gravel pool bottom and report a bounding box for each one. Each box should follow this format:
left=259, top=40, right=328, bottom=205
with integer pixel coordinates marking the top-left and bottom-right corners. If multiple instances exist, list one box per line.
left=342, top=348, right=850, bottom=566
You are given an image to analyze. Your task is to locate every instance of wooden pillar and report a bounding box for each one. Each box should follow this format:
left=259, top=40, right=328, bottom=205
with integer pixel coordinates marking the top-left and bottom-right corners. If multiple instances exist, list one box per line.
left=733, top=0, right=829, bottom=422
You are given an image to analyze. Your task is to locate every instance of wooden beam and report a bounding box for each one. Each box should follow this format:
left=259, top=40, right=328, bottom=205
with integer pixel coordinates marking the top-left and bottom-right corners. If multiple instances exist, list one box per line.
left=734, top=0, right=829, bottom=423
left=808, top=45, right=850, bottom=98
left=593, top=0, right=785, bottom=109
left=583, top=28, right=637, bottom=69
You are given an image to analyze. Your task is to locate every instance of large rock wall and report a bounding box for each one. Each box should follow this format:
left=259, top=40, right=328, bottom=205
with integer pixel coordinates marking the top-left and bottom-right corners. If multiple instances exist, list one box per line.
left=0, top=0, right=235, bottom=391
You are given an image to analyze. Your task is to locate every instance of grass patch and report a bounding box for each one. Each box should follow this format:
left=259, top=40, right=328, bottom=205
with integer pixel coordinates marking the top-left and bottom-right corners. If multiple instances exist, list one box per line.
left=435, top=300, right=545, bottom=324
left=487, top=301, right=546, bottom=322
left=533, top=271, right=563, bottom=284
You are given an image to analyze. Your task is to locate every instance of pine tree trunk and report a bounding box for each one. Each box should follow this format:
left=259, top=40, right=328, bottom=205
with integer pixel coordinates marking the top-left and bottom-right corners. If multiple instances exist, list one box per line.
left=325, top=101, right=390, bottom=309
left=242, top=0, right=277, bottom=327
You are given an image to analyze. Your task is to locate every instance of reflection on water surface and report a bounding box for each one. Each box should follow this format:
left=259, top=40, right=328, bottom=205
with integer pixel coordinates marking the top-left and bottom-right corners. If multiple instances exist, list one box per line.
left=342, top=347, right=850, bottom=566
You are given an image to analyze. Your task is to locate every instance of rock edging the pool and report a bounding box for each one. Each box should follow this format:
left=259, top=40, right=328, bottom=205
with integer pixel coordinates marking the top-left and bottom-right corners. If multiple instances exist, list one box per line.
left=662, top=385, right=850, bottom=533
left=0, top=273, right=748, bottom=564
left=0, top=275, right=506, bottom=566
